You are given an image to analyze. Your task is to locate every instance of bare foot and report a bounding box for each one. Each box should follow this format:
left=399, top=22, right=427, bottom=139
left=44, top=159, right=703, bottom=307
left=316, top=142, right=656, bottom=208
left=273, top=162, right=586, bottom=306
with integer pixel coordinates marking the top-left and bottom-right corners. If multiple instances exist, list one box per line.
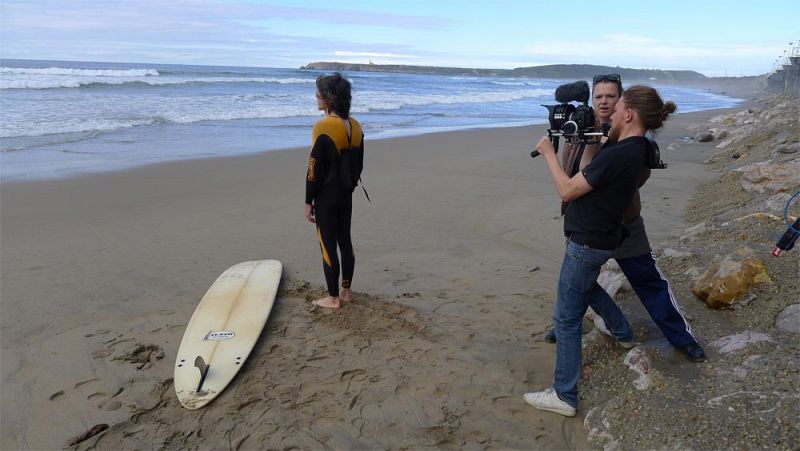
left=313, top=296, right=341, bottom=309
left=340, top=288, right=353, bottom=303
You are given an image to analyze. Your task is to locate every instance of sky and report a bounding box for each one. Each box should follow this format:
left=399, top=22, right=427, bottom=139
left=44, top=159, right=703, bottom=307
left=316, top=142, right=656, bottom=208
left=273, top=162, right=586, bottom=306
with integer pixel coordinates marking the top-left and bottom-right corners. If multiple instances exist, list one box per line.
left=1, top=0, right=797, bottom=76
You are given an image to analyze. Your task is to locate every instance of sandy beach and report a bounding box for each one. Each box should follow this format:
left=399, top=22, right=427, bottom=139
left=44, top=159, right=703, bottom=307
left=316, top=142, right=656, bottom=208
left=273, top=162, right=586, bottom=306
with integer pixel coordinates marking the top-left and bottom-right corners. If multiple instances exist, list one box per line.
left=0, top=105, right=762, bottom=449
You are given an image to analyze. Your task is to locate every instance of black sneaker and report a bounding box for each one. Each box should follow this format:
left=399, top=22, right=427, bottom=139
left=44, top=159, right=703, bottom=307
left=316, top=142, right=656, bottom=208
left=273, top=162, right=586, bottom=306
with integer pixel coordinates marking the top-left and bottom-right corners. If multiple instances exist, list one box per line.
left=681, top=343, right=707, bottom=362
left=544, top=329, right=556, bottom=343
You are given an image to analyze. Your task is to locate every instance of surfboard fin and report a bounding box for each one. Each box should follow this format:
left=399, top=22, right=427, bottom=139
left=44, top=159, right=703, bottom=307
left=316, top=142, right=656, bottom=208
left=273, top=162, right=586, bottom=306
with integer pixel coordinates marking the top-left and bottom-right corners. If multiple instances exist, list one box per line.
left=194, top=356, right=210, bottom=393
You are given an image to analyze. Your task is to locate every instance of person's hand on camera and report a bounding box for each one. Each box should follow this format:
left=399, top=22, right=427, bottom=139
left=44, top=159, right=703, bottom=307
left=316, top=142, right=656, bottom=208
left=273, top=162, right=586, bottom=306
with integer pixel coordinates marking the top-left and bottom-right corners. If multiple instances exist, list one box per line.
left=536, top=136, right=556, bottom=157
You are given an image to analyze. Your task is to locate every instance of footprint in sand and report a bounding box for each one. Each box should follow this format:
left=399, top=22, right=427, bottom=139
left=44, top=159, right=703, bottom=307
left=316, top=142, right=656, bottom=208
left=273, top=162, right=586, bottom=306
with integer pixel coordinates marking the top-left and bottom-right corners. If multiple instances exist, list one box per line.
left=98, top=399, right=122, bottom=411
left=106, top=337, right=134, bottom=348
left=92, top=349, right=113, bottom=359
left=73, top=378, right=100, bottom=389
left=86, top=329, right=111, bottom=338
left=112, top=343, right=165, bottom=370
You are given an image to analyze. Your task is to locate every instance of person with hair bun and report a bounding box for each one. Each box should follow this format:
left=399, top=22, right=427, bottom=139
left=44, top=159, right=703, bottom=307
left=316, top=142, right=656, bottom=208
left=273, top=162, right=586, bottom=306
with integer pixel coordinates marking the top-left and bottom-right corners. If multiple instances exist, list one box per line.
left=524, top=85, right=681, bottom=417
left=544, top=82, right=705, bottom=366
left=305, top=73, right=364, bottom=309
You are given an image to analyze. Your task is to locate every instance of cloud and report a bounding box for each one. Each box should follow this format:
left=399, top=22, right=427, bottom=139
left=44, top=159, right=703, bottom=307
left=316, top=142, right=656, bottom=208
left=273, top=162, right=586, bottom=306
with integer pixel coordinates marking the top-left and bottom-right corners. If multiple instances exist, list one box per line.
left=521, top=34, right=774, bottom=59
left=0, top=0, right=456, bottom=67
left=517, top=33, right=778, bottom=75
left=334, top=51, right=415, bottom=59
left=0, top=0, right=454, bottom=32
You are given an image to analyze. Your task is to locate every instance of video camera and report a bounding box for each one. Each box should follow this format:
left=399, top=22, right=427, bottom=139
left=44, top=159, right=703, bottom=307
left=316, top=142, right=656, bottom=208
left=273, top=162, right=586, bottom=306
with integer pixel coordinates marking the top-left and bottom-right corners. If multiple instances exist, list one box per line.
left=530, top=80, right=668, bottom=170
left=531, top=80, right=606, bottom=158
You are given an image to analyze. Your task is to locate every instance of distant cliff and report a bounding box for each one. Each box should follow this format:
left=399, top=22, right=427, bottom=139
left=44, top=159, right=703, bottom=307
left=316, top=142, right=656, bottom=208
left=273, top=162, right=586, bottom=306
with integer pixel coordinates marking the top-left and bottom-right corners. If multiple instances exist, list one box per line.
left=300, top=62, right=708, bottom=82
left=509, top=64, right=707, bottom=82
left=300, top=62, right=509, bottom=77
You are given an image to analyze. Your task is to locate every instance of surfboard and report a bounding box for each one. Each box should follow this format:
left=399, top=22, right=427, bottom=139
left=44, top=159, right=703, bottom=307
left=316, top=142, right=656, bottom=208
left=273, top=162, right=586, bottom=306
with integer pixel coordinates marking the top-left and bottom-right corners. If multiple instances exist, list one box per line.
left=174, top=260, right=282, bottom=410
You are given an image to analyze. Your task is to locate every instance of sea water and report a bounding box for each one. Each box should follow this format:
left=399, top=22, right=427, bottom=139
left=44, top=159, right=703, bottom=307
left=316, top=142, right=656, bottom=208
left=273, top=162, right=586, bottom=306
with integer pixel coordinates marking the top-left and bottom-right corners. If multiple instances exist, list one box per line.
left=0, top=59, right=742, bottom=180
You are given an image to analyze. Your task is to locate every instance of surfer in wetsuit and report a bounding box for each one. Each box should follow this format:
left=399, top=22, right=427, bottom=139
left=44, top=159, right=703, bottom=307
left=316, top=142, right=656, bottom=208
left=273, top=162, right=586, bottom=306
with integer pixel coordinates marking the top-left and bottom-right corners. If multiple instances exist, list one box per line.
left=305, top=73, right=364, bottom=309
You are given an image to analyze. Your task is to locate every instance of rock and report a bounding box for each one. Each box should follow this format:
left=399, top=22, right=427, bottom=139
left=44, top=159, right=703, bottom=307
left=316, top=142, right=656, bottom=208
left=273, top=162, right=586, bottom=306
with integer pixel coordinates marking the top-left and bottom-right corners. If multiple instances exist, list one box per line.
left=680, top=222, right=712, bottom=241
left=763, top=192, right=793, bottom=215
left=736, top=159, right=800, bottom=194
left=773, top=142, right=800, bottom=154
left=598, top=270, right=630, bottom=299
left=667, top=143, right=681, bottom=151
left=741, top=354, right=767, bottom=369
left=691, top=254, right=772, bottom=308
left=663, top=248, right=692, bottom=258
left=684, top=266, right=703, bottom=278
left=775, top=304, right=800, bottom=334
left=720, top=213, right=783, bottom=227
left=709, top=128, right=728, bottom=140
left=710, top=331, right=774, bottom=353
left=623, top=347, right=656, bottom=390
left=709, top=113, right=729, bottom=124
left=717, top=108, right=757, bottom=126
left=585, top=308, right=611, bottom=337
left=584, top=404, right=621, bottom=450
left=695, top=131, right=714, bottom=142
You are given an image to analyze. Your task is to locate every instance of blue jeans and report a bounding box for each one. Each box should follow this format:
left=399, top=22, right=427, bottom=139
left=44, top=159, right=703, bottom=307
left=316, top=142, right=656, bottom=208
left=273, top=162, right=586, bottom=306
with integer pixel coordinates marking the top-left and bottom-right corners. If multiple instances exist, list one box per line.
left=553, top=240, right=634, bottom=407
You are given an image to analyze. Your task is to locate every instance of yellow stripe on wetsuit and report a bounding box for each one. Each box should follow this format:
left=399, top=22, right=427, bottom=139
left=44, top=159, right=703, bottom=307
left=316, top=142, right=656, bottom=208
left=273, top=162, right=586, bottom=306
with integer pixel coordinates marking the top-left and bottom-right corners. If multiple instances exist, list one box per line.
left=316, top=225, right=332, bottom=267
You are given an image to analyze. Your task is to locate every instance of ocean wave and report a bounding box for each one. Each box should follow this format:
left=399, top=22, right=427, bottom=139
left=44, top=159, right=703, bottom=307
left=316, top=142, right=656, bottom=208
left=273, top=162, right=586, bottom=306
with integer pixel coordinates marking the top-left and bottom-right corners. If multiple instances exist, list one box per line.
left=0, top=118, right=163, bottom=139
left=0, top=66, right=160, bottom=77
left=0, top=104, right=319, bottom=138
left=354, top=88, right=551, bottom=111
left=490, top=80, right=543, bottom=86
left=1, top=86, right=548, bottom=137
left=0, top=130, right=101, bottom=153
left=0, top=75, right=316, bottom=90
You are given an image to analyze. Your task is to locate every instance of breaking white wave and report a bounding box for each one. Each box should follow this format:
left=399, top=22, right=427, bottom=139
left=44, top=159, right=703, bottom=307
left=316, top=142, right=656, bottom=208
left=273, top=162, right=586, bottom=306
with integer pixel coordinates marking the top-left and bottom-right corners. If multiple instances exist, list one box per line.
left=0, top=67, right=160, bottom=77
left=490, top=80, right=542, bottom=87
left=0, top=68, right=315, bottom=90
left=0, top=96, right=320, bottom=138
left=354, top=88, right=551, bottom=111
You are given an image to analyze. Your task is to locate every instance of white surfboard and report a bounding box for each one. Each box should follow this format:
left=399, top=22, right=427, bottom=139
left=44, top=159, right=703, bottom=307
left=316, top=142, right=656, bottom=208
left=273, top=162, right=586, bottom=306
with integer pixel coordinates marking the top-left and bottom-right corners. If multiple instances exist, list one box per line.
left=174, top=260, right=282, bottom=410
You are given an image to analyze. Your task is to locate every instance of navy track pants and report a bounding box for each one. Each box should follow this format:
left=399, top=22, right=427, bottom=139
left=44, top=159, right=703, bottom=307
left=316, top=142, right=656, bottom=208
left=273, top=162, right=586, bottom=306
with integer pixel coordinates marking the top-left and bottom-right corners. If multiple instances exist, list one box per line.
left=616, top=251, right=697, bottom=348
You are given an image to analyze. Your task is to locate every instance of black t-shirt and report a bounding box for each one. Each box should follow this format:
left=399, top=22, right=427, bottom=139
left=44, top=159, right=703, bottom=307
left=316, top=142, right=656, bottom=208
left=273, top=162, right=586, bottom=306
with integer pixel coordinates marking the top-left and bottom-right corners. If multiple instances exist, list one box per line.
left=563, top=136, right=648, bottom=250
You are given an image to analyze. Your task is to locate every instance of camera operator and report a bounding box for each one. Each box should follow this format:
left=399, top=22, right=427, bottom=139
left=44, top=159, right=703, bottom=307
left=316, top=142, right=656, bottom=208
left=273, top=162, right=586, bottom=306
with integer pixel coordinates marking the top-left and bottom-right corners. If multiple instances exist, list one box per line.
left=523, top=85, right=675, bottom=417
left=544, top=75, right=706, bottom=364
left=545, top=74, right=705, bottom=362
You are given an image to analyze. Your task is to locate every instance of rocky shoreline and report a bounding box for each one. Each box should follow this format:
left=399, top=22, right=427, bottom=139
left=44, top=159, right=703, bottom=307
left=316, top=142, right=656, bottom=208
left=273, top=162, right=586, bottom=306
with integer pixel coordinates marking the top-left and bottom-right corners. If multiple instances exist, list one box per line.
left=580, top=96, right=799, bottom=450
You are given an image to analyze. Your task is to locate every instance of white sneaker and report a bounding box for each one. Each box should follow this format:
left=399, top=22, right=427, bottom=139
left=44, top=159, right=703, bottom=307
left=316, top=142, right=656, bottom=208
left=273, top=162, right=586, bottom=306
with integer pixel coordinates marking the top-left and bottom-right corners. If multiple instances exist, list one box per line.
left=523, top=388, right=576, bottom=417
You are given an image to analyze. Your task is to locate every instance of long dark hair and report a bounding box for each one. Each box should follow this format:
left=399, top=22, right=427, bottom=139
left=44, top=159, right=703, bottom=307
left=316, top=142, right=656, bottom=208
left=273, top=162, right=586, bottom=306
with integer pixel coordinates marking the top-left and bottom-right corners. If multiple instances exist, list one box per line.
left=316, top=73, right=352, bottom=118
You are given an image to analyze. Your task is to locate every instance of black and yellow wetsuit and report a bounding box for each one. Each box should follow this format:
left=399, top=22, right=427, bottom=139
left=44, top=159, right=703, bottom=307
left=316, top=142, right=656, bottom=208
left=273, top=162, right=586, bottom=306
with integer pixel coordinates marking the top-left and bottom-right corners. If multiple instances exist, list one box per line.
left=305, top=116, right=364, bottom=297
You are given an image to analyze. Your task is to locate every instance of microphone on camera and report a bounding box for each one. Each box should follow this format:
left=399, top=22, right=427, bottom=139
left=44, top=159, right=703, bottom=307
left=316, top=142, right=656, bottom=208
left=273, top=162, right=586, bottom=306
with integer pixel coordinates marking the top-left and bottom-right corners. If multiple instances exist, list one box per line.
left=554, top=80, right=590, bottom=103
left=531, top=80, right=590, bottom=158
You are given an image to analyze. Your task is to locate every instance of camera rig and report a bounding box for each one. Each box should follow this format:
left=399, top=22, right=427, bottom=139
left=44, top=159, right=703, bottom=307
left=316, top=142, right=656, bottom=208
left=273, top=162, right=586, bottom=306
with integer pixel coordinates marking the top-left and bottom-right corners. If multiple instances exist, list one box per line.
left=531, top=80, right=604, bottom=158
left=530, top=80, right=668, bottom=170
